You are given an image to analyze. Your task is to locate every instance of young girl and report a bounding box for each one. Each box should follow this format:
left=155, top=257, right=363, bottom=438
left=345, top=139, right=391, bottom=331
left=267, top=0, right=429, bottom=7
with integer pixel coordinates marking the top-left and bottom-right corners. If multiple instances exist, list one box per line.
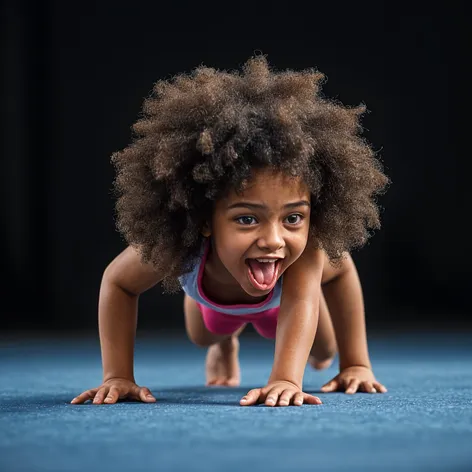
left=71, top=55, right=389, bottom=407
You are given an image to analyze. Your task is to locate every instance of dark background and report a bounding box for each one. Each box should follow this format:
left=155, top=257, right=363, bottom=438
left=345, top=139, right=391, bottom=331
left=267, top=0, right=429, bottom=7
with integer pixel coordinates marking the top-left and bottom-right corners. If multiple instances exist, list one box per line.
left=2, top=2, right=470, bottom=333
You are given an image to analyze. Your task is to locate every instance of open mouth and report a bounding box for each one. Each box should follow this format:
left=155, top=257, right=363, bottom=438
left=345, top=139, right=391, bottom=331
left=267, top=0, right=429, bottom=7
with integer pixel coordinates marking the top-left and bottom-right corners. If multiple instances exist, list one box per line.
left=245, top=259, right=282, bottom=291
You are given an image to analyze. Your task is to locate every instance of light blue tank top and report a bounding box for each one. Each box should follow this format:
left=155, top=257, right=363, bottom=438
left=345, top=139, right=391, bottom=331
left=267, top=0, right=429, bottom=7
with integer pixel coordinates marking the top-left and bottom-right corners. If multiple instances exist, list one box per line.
left=178, top=238, right=283, bottom=316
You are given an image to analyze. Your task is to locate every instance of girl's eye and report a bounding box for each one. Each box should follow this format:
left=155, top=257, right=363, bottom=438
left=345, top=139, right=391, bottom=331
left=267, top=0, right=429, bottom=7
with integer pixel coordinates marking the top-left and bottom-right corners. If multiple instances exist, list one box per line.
left=286, top=214, right=303, bottom=225
left=235, top=214, right=304, bottom=226
left=236, top=216, right=257, bottom=225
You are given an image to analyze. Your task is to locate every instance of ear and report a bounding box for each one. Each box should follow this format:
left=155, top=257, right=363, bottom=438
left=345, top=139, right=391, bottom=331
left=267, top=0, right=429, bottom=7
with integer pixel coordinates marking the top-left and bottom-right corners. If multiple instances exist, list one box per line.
left=201, top=222, right=211, bottom=237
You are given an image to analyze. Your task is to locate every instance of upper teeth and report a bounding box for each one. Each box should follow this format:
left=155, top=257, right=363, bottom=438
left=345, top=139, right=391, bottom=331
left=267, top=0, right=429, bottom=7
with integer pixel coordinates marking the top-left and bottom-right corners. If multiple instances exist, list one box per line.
left=256, top=259, right=277, bottom=263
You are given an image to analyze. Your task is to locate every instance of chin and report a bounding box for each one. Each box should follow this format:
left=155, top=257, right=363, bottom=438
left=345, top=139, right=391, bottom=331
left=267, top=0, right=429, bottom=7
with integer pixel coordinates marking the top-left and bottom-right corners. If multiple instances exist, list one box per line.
left=244, top=283, right=271, bottom=296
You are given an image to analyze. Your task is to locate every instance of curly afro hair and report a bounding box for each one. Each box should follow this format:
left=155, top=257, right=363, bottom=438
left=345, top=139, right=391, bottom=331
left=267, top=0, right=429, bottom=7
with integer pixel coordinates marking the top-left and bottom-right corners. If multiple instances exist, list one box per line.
left=111, top=55, right=390, bottom=294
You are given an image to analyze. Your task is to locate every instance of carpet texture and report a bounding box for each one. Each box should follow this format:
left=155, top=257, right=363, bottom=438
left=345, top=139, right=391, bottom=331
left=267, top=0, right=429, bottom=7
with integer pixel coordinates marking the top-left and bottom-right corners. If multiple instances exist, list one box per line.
left=1, top=332, right=471, bottom=471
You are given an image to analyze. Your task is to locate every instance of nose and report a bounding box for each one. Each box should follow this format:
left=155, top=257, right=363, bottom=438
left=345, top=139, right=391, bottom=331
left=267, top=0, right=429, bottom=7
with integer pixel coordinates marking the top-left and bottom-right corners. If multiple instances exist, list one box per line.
left=257, top=223, right=285, bottom=252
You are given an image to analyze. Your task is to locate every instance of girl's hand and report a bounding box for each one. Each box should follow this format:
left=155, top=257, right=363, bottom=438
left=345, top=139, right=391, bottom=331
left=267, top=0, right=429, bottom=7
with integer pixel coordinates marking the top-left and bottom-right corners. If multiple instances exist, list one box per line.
left=321, top=366, right=388, bottom=394
left=240, top=380, right=322, bottom=407
left=70, top=378, right=157, bottom=404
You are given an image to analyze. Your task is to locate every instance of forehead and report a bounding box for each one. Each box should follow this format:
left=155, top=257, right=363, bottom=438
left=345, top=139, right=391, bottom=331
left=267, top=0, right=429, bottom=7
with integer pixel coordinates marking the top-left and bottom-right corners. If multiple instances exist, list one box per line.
left=224, top=168, right=310, bottom=204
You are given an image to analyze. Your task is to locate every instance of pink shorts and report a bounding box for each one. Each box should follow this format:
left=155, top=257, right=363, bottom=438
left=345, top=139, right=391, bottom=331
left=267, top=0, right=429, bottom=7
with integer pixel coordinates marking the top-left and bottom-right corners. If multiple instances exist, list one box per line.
left=196, top=302, right=279, bottom=339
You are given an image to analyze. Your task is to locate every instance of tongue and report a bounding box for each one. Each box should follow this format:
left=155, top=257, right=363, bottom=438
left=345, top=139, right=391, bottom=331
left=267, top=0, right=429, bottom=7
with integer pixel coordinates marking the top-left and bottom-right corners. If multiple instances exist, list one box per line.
left=248, top=260, right=276, bottom=285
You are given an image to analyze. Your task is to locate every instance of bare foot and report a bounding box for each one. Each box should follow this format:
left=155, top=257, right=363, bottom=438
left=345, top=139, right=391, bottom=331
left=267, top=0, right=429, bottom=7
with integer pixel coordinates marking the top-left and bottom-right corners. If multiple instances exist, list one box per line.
left=308, top=354, right=335, bottom=371
left=206, top=336, right=241, bottom=387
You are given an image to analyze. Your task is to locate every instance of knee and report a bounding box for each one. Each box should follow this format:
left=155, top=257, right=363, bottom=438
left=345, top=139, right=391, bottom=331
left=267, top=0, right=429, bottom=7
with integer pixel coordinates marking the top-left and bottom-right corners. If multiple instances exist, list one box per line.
left=184, top=320, right=216, bottom=347
left=184, top=317, right=223, bottom=347
left=188, top=334, right=215, bottom=348
left=312, top=339, right=337, bottom=360
left=324, top=342, right=338, bottom=359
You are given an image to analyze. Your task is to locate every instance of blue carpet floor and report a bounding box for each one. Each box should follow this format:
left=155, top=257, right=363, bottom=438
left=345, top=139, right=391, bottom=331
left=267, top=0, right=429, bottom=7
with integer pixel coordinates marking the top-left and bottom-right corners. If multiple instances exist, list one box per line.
left=0, top=331, right=471, bottom=472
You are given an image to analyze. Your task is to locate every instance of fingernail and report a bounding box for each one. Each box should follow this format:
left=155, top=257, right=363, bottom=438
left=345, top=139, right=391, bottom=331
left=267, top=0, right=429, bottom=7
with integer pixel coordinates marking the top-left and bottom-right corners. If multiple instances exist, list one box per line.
left=240, top=398, right=247, bottom=403
left=146, top=395, right=153, bottom=399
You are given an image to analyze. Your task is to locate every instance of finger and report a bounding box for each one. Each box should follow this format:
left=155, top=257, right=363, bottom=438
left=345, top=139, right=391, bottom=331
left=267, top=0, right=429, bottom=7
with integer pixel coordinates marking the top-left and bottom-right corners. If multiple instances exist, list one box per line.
left=265, top=387, right=284, bottom=407
left=93, top=387, right=108, bottom=404
left=320, top=379, right=339, bottom=392
left=373, top=382, right=388, bottom=393
left=139, top=387, right=156, bottom=403
left=345, top=379, right=360, bottom=394
left=71, top=388, right=98, bottom=404
left=293, top=392, right=304, bottom=406
left=361, top=381, right=376, bottom=394
left=104, top=386, right=120, bottom=404
left=240, top=388, right=261, bottom=406
left=303, top=393, right=323, bottom=405
left=278, top=389, right=294, bottom=407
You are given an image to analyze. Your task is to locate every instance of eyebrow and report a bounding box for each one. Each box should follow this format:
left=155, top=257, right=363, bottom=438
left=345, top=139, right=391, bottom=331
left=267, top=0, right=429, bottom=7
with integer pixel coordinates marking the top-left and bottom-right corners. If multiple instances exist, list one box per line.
left=226, top=200, right=311, bottom=211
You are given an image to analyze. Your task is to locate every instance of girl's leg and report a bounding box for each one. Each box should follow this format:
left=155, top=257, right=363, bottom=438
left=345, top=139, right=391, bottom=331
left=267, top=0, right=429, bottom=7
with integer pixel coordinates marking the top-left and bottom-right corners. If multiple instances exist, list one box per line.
left=183, top=293, right=245, bottom=346
left=183, top=293, right=245, bottom=386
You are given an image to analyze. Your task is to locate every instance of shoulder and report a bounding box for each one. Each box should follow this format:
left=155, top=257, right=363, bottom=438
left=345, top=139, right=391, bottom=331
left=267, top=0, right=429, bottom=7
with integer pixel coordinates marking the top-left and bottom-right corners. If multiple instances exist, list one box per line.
left=104, top=245, right=165, bottom=295
left=281, top=243, right=325, bottom=304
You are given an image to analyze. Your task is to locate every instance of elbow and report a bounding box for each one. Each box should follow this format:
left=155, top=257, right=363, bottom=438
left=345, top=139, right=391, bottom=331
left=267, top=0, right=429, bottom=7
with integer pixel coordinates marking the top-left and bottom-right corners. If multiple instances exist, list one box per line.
left=101, top=264, right=138, bottom=297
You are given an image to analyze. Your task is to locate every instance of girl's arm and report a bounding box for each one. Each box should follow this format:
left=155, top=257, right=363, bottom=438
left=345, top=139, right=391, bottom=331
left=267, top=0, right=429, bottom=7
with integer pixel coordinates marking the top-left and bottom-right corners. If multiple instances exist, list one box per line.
left=240, top=243, right=325, bottom=406
left=268, top=244, right=325, bottom=388
left=71, top=246, right=166, bottom=405
left=99, top=246, right=164, bottom=382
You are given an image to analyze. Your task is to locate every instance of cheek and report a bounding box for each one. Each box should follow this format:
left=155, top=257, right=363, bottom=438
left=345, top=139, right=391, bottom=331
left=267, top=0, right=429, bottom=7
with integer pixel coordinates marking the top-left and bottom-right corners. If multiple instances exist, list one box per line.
left=292, top=231, right=310, bottom=255
left=216, top=238, right=241, bottom=262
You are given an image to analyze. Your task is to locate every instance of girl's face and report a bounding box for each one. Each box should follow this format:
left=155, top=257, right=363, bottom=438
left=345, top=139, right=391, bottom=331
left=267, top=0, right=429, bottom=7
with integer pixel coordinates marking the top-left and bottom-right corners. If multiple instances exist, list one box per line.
left=206, top=168, right=311, bottom=297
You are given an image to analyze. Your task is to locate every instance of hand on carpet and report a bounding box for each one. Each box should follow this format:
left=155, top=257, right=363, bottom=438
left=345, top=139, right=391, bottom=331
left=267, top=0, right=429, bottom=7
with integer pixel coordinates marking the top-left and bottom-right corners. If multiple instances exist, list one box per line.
left=320, top=366, right=388, bottom=394
left=240, top=380, right=322, bottom=407
left=71, top=378, right=157, bottom=404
